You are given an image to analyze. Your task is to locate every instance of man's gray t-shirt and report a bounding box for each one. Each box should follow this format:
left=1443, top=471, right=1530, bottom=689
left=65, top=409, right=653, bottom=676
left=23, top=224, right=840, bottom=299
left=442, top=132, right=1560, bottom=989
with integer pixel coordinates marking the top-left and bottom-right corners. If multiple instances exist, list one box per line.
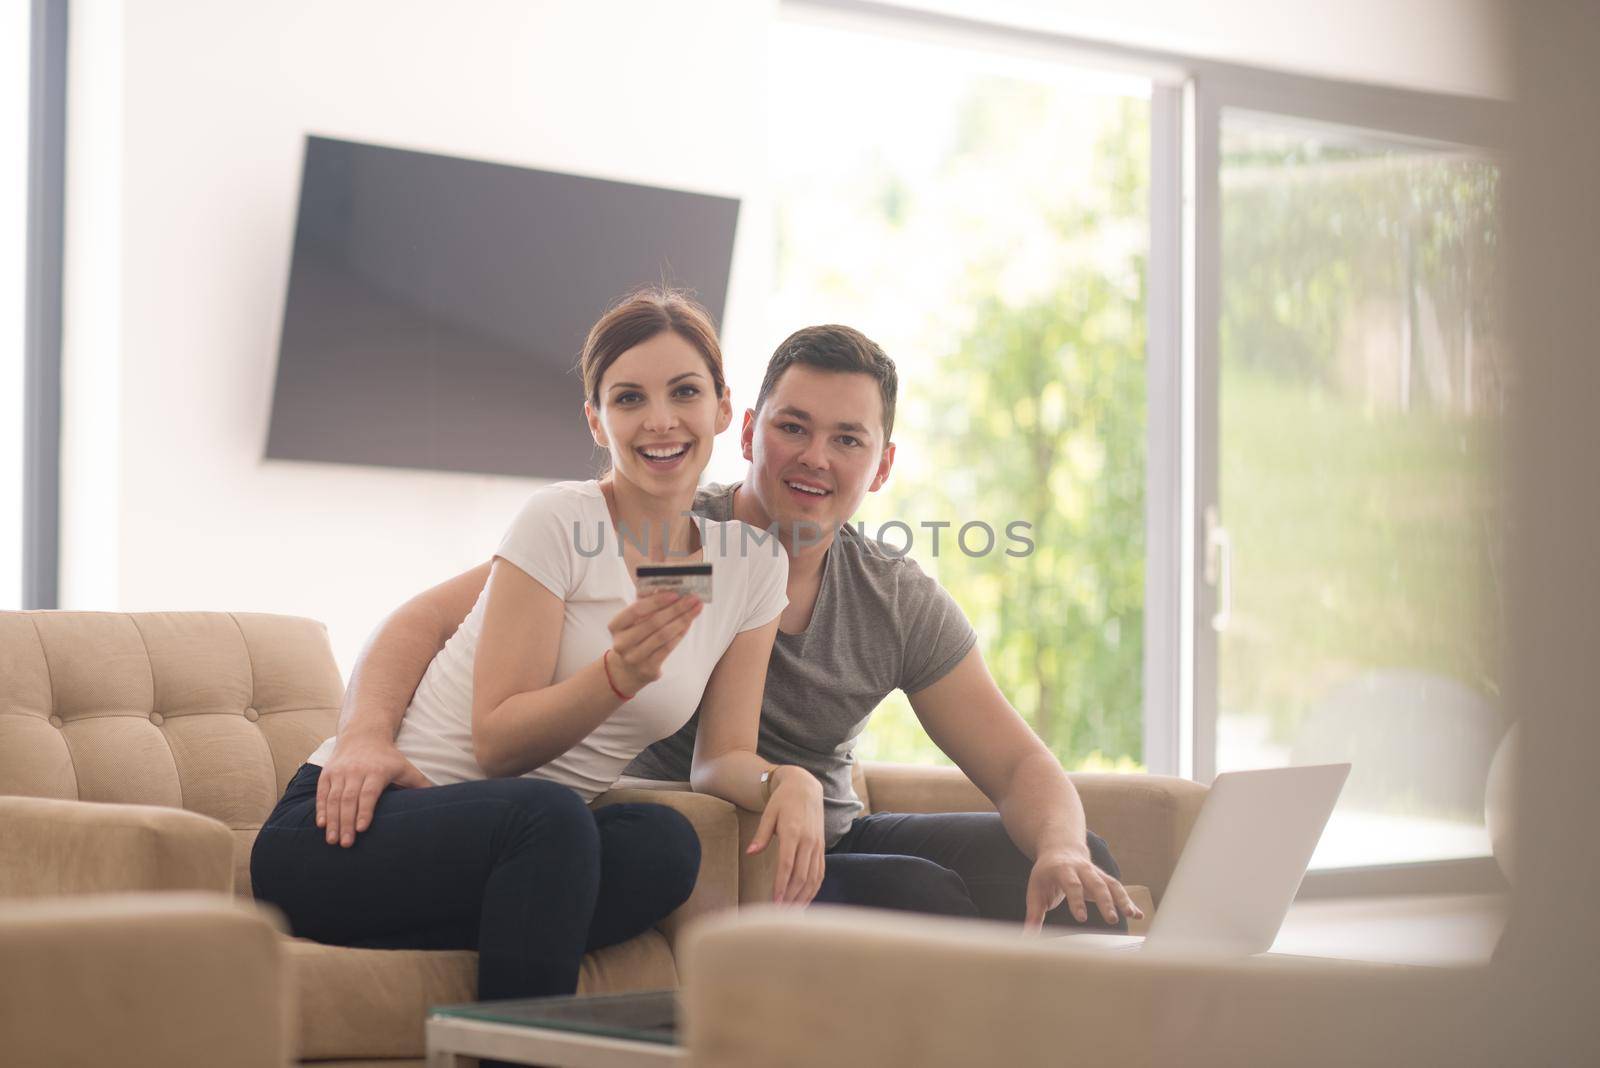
left=623, top=482, right=978, bottom=844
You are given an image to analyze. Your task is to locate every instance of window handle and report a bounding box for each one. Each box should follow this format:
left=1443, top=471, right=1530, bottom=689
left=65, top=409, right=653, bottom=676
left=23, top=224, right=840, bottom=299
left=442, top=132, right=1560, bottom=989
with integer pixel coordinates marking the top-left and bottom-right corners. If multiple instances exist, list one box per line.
left=1205, top=505, right=1232, bottom=632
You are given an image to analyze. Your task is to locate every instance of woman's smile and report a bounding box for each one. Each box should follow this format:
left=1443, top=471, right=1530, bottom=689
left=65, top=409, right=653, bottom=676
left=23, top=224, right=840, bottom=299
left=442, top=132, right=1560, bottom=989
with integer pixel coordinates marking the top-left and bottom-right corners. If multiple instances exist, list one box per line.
left=636, top=441, right=693, bottom=471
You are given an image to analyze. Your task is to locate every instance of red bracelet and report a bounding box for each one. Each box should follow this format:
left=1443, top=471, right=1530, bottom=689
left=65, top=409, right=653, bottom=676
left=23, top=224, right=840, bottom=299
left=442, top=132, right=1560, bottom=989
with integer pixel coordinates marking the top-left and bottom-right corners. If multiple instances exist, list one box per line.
left=603, top=650, right=635, bottom=701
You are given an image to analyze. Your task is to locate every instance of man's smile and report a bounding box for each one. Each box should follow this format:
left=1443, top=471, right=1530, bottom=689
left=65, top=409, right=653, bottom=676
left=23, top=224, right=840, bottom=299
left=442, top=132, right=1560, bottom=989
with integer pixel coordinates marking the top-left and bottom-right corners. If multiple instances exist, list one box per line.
left=784, top=477, right=831, bottom=498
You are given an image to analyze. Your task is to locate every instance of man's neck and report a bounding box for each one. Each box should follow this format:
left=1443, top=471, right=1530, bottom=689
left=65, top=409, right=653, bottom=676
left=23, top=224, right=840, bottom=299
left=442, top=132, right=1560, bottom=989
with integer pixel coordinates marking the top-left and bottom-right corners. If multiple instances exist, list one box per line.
left=729, top=482, right=834, bottom=581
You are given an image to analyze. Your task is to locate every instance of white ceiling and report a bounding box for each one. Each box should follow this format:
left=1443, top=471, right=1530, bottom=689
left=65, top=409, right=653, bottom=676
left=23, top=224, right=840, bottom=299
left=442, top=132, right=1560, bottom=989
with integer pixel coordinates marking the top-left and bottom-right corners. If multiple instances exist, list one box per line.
left=865, top=0, right=1513, bottom=100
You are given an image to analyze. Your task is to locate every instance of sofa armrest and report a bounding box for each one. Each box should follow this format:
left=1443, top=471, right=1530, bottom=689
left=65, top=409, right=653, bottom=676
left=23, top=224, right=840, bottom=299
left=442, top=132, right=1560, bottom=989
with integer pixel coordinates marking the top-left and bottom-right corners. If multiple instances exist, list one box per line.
left=592, top=786, right=741, bottom=947
left=0, top=892, right=292, bottom=1068
left=604, top=778, right=781, bottom=910
left=736, top=806, right=779, bottom=905
left=0, top=795, right=235, bottom=898
left=1067, top=772, right=1206, bottom=906
left=859, top=764, right=1207, bottom=905
left=682, top=907, right=1493, bottom=1068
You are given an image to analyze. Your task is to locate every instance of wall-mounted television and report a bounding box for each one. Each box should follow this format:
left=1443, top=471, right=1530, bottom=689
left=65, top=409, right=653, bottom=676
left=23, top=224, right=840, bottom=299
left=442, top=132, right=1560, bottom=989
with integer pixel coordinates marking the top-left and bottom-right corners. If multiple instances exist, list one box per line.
left=265, top=135, right=740, bottom=479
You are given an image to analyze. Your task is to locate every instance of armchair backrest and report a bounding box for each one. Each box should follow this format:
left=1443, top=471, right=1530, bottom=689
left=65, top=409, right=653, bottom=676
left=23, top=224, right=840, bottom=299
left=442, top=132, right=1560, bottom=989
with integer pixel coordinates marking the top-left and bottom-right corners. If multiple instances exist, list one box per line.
left=0, top=612, right=343, bottom=896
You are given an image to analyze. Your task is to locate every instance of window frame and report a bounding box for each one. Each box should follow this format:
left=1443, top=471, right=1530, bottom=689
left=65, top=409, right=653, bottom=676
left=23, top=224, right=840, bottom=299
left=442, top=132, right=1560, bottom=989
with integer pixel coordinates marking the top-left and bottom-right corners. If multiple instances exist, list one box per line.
left=23, top=0, right=67, bottom=610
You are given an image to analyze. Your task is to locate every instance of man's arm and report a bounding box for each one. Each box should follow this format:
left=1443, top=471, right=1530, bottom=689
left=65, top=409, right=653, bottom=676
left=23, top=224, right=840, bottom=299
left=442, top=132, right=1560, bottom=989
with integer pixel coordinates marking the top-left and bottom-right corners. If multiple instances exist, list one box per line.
left=316, top=561, right=491, bottom=846
left=907, top=646, right=1143, bottom=929
left=689, top=619, right=827, bottom=907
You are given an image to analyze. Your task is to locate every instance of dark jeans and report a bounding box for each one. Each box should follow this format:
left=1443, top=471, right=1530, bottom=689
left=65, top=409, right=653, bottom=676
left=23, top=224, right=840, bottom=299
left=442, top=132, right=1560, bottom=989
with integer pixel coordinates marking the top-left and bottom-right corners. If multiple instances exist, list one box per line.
left=819, top=811, right=1130, bottom=932
left=250, top=764, right=700, bottom=999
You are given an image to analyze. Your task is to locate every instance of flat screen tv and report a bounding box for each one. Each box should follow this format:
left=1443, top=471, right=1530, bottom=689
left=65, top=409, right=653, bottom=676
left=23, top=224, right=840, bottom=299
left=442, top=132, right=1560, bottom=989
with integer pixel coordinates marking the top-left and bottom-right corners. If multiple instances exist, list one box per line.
left=265, top=135, right=740, bottom=479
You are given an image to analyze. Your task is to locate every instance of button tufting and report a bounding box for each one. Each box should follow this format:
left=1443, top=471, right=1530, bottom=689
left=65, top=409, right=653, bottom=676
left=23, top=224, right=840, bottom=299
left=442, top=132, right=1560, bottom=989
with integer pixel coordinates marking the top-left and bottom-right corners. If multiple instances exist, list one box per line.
left=244, top=707, right=260, bottom=722
left=149, top=712, right=164, bottom=726
left=48, top=714, right=63, bottom=729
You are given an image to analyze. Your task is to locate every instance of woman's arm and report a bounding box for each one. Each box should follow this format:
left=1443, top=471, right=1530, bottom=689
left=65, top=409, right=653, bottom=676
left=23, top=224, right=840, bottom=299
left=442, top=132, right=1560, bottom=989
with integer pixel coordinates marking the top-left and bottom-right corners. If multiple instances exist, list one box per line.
left=689, top=619, right=827, bottom=905
left=472, top=558, right=702, bottom=778
left=335, top=562, right=492, bottom=737
left=317, top=562, right=493, bottom=845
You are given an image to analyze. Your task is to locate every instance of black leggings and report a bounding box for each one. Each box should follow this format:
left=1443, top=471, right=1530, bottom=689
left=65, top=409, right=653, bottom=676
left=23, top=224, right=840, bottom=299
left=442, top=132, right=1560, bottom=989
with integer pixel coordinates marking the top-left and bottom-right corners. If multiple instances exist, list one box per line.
left=250, top=764, right=700, bottom=999
left=821, top=811, right=1129, bottom=931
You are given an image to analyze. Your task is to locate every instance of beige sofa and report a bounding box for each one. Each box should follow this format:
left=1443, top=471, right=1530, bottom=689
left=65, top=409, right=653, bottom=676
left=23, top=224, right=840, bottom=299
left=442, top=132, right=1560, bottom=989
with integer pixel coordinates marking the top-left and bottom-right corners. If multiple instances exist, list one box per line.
left=0, top=891, right=293, bottom=1068
left=0, top=610, right=1205, bottom=1065
left=681, top=906, right=1497, bottom=1067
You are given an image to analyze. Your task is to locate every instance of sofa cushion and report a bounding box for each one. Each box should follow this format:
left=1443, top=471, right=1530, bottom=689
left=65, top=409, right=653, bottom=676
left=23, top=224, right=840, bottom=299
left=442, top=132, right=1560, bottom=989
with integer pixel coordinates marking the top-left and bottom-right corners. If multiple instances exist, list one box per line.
left=288, top=929, right=677, bottom=1060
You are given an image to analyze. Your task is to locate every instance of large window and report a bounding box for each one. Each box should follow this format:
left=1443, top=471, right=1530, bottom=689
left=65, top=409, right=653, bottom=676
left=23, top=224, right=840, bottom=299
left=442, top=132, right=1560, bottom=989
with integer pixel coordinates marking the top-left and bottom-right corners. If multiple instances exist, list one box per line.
left=764, top=14, right=1151, bottom=772
left=761, top=5, right=1506, bottom=876
left=1214, top=113, right=1504, bottom=868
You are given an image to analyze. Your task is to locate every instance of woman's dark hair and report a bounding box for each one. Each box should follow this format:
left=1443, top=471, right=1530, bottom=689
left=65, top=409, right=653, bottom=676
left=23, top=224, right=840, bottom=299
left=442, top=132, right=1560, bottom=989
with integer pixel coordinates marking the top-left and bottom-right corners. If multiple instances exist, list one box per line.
left=579, top=287, right=726, bottom=407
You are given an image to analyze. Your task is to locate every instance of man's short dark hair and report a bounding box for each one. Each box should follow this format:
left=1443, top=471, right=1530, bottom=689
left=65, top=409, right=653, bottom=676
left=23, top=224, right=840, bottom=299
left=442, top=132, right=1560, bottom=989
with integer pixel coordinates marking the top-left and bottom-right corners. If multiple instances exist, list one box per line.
left=754, top=325, right=899, bottom=443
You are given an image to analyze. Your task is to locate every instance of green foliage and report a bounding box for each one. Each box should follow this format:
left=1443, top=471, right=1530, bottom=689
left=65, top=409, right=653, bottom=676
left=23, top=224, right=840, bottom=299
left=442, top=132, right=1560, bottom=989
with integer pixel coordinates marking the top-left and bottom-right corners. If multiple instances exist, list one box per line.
left=905, top=279, right=1145, bottom=763
left=857, top=96, right=1151, bottom=769
left=1215, top=125, right=1505, bottom=807
left=1221, top=133, right=1500, bottom=400
left=1219, top=366, right=1504, bottom=750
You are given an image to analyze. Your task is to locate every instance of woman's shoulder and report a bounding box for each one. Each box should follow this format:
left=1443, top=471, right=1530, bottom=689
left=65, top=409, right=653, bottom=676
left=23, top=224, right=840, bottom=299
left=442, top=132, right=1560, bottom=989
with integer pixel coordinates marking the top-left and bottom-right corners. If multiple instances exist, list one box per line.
left=496, top=480, right=605, bottom=573
left=522, top=479, right=604, bottom=511
left=505, top=480, right=603, bottom=529
left=700, top=519, right=787, bottom=628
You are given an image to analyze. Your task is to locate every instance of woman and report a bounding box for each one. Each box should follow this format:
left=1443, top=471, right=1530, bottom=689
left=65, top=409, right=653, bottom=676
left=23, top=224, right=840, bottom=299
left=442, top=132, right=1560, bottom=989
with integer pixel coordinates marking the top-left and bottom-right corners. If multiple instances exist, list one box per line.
left=251, top=288, right=825, bottom=1000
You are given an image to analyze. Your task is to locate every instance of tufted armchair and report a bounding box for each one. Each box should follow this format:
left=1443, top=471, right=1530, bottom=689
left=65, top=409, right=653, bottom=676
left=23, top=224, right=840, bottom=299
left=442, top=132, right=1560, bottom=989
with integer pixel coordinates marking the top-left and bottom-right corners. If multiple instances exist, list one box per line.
left=0, top=611, right=742, bottom=1067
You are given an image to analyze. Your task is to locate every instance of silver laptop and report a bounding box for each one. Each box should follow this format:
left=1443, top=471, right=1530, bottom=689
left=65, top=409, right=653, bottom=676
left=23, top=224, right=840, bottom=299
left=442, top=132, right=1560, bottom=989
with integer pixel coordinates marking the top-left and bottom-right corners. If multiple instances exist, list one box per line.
left=1063, top=763, right=1350, bottom=956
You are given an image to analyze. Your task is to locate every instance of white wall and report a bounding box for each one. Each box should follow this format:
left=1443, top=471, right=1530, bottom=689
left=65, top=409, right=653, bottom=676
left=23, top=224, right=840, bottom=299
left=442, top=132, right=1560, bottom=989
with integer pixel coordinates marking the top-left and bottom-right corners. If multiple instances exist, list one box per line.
left=59, top=0, right=1506, bottom=678
left=60, top=0, right=122, bottom=619
left=62, top=0, right=773, bottom=673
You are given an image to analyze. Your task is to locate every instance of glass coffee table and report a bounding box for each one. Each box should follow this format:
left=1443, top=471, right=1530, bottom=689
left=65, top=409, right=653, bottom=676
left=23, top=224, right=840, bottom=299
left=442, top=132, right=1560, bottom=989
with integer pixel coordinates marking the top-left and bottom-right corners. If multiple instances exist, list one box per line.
left=427, top=989, right=684, bottom=1067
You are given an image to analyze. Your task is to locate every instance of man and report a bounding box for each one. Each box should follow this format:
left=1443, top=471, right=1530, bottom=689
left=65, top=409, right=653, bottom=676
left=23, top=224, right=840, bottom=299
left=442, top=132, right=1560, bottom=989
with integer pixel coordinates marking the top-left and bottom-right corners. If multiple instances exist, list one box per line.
left=318, top=325, right=1140, bottom=931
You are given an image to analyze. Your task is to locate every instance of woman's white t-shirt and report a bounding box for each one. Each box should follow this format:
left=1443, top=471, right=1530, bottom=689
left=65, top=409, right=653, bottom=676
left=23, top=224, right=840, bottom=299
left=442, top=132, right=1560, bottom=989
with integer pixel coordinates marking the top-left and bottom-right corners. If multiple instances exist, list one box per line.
left=307, top=480, right=788, bottom=800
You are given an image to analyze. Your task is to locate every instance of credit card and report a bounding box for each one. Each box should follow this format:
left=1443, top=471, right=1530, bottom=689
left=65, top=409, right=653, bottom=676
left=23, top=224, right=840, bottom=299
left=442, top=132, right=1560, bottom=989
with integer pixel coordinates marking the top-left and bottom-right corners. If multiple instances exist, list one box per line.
left=635, top=563, right=713, bottom=603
